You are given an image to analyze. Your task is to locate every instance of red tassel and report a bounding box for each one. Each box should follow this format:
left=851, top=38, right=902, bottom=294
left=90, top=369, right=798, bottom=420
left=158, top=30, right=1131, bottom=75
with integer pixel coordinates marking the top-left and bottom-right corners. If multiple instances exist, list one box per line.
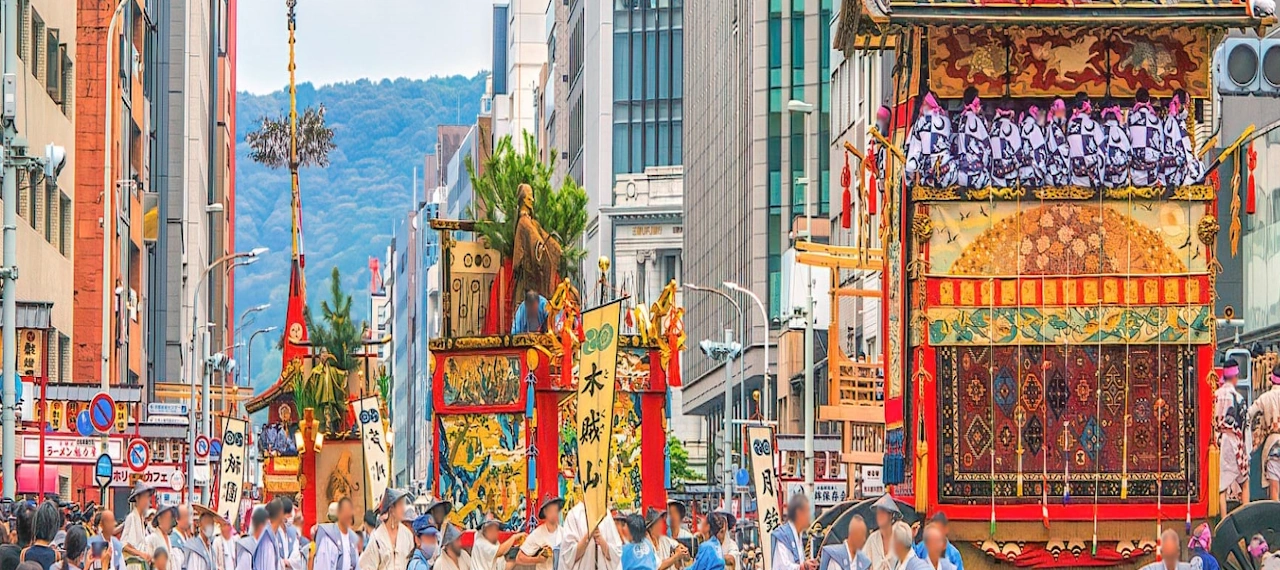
left=841, top=152, right=853, bottom=229
left=667, top=337, right=682, bottom=387
left=867, top=160, right=879, bottom=216
left=1246, top=145, right=1258, bottom=215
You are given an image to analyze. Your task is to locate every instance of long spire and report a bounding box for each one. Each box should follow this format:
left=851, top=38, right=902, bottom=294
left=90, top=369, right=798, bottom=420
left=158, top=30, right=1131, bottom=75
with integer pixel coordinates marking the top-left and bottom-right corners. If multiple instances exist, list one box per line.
left=281, top=0, right=309, bottom=366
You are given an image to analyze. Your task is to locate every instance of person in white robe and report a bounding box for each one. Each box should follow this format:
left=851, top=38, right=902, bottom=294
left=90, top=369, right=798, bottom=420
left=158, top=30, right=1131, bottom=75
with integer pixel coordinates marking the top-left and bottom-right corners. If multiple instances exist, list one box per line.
left=771, top=494, right=816, bottom=570
left=1017, top=106, right=1048, bottom=188
left=988, top=106, right=1021, bottom=188
left=471, top=517, right=523, bottom=570
left=1127, top=88, right=1164, bottom=187
left=1066, top=94, right=1104, bottom=189
left=183, top=506, right=223, bottom=570
left=559, top=503, right=621, bottom=570
left=1044, top=98, right=1071, bottom=187
left=1099, top=103, right=1131, bottom=189
left=518, top=497, right=565, bottom=570
left=121, top=483, right=155, bottom=570
left=951, top=87, right=991, bottom=190
left=861, top=496, right=900, bottom=570
left=905, top=93, right=953, bottom=189
left=148, top=505, right=183, bottom=570
left=359, top=489, right=415, bottom=570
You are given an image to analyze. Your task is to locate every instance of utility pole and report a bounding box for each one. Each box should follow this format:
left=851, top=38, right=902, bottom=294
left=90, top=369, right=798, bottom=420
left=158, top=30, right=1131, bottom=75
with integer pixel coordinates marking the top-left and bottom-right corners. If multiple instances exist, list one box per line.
left=1, top=0, right=19, bottom=501
left=788, top=99, right=816, bottom=502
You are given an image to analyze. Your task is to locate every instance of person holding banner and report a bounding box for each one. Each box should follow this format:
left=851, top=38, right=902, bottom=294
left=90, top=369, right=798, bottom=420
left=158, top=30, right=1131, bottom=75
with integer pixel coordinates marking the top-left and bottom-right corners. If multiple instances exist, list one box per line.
left=685, top=513, right=727, bottom=570
left=359, top=490, right=414, bottom=570
left=559, top=503, right=620, bottom=570
left=771, top=495, right=815, bottom=570
left=182, top=506, right=222, bottom=570
left=517, top=497, right=564, bottom=570
left=313, top=498, right=360, bottom=570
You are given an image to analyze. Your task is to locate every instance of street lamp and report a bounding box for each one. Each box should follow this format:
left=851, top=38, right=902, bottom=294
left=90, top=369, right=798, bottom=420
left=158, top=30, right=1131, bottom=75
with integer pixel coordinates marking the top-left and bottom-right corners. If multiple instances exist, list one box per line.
left=188, top=246, right=269, bottom=501
left=245, top=326, right=279, bottom=392
left=723, top=281, right=771, bottom=422
left=788, top=99, right=817, bottom=502
left=236, top=303, right=270, bottom=385
left=684, top=283, right=744, bottom=509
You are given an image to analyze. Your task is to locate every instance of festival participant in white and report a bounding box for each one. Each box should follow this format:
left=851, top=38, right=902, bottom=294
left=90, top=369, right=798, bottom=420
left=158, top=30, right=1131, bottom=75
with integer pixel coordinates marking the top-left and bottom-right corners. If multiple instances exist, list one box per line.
left=517, top=497, right=565, bottom=570
left=861, top=496, right=899, bottom=570
left=559, top=502, right=621, bottom=570
left=121, top=484, right=156, bottom=570
left=360, top=489, right=415, bottom=570
left=434, top=526, right=472, bottom=570
left=819, top=515, right=870, bottom=570
left=147, top=505, right=183, bottom=570
left=471, top=516, right=524, bottom=570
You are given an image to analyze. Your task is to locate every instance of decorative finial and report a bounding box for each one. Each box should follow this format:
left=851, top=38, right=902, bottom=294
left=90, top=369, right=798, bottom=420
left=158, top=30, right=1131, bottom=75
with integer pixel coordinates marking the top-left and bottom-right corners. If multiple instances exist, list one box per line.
left=598, top=256, right=611, bottom=272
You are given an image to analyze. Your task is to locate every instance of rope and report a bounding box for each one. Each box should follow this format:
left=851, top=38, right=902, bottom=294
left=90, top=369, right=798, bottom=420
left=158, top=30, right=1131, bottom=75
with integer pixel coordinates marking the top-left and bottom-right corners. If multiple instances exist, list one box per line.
left=1091, top=178, right=1105, bottom=557
left=988, top=182, right=998, bottom=538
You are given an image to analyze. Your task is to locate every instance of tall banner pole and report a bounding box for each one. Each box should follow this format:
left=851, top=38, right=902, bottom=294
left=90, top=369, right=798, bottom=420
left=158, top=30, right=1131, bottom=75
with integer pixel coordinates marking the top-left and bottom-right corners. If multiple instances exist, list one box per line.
left=576, top=299, right=624, bottom=531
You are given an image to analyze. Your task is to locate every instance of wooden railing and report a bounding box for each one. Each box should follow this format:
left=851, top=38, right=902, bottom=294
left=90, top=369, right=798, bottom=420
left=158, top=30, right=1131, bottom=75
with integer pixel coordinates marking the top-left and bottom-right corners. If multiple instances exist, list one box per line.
left=830, top=360, right=884, bottom=407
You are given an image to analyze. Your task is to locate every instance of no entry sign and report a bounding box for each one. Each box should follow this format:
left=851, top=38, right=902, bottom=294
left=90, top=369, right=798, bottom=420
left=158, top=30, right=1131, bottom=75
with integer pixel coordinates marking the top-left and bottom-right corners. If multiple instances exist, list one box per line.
left=126, top=438, right=150, bottom=473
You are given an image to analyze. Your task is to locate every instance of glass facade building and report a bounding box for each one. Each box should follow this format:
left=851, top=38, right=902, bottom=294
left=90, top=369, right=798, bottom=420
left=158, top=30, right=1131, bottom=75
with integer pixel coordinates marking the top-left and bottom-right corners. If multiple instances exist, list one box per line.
left=612, top=0, right=684, bottom=176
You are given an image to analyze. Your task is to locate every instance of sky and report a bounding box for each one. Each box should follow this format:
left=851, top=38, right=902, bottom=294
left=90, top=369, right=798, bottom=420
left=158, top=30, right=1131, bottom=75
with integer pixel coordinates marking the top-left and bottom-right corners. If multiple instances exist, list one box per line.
left=237, top=0, right=493, bottom=95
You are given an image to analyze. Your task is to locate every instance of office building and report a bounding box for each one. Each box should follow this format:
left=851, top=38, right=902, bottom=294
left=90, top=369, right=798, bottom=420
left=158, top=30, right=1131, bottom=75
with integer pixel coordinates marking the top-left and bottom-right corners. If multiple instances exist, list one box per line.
left=682, top=0, right=832, bottom=478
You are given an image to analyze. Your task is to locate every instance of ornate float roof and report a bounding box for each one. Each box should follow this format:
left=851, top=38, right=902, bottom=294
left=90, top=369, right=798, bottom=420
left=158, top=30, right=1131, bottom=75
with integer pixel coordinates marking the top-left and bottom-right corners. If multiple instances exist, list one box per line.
left=835, top=0, right=1267, bottom=48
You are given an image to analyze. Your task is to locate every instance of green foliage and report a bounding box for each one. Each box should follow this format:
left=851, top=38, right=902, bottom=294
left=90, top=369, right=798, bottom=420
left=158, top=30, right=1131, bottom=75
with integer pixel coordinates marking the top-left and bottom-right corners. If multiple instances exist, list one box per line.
left=246, top=105, right=336, bottom=168
left=466, top=131, right=588, bottom=283
left=303, top=267, right=365, bottom=371
left=668, top=436, right=703, bottom=485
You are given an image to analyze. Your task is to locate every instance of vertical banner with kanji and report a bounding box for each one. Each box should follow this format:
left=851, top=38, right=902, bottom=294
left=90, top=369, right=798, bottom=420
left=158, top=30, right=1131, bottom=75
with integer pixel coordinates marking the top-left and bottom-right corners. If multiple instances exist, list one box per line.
left=217, top=416, right=248, bottom=522
left=355, top=396, right=390, bottom=508
left=576, top=300, right=623, bottom=532
left=748, top=426, right=781, bottom=570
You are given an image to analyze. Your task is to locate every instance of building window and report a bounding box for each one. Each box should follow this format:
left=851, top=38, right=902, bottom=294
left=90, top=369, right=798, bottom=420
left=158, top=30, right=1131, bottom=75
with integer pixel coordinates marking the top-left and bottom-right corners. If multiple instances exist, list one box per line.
left=58, top=333, right=70, bottom=383
left=59, top=193, right=70, bottom=256
left=17, top=0, right=28, bottom=63
left=43, top=179, right=55, bottom=244
left=30, top=11, right=43, bottom=82
left=45, top=29, right=59, bottom=99
left=662, top=251, right=680, bottom=285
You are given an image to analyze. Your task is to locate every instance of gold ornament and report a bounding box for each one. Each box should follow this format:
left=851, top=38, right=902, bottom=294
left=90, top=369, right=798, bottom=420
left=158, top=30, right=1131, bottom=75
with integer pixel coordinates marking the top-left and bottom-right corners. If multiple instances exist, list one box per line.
left=1197, top=215, right=1219, bottom=247
left=912, top=213, right=934, bottom=242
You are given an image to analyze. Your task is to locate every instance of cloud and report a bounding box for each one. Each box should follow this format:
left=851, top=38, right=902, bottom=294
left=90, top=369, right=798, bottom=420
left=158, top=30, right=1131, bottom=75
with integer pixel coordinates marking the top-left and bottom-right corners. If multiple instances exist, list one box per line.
left=237, top=0, right=494, bottom=94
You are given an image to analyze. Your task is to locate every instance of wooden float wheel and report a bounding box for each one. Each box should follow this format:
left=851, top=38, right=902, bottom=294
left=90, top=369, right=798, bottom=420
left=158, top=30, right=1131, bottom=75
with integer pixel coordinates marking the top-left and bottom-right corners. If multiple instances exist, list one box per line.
left=1212, top=500, right=1280, bottom=570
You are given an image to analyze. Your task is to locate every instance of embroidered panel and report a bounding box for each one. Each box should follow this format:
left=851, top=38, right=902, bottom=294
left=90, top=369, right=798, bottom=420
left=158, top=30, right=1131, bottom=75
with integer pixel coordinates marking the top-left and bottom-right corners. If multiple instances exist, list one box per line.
left=938, top=345, right=1198, bottom=502
left=926, top=306, right=1213, bottom=346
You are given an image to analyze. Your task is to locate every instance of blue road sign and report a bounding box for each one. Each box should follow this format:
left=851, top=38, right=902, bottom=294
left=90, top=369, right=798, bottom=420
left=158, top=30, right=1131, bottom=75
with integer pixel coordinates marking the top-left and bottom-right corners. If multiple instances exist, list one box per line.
left=76, top=410, right=94, bottom=437
left=126, top=439, right=150, bottom=473
left=94, top=454, right=113, bottom=487
left=735, top=467, right=750, bottom=486
left=209, top=438, right=223, bottom=459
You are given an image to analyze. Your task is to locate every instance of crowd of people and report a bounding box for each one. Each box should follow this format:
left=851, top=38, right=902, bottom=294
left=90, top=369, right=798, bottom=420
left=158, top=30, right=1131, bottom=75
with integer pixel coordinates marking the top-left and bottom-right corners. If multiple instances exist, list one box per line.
left=1215, top=362, right=1280, bottom=510
left=2, top=483, right=1280, bottom=570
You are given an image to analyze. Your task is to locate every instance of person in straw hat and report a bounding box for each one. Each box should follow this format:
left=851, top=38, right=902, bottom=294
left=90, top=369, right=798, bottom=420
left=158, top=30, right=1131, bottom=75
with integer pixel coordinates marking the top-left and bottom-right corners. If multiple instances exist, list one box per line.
left=147, top=504, right=183, bottom=570
left=121, top=483, right=156, bottom=570
left=359, top=489, right=414, bottom=570
left=516, top=496, right=564, bottom=570
left=182, top=505, right=225, bottom=570
left=470, top=516, right=524, bottom=570
left=433, top=525, right=471, bottom=570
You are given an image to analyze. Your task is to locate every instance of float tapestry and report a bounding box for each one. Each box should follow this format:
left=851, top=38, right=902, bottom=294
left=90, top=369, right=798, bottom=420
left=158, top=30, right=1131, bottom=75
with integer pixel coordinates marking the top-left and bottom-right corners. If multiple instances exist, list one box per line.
left=927, top=202, right=1208, bottom=276
left=438, top=414, right=527, bottom=530
left=442, top=355, right=522, bottom=407
left=557, top=392, right=644, bottom=512
left=937, top=345, right=1198, bottom=503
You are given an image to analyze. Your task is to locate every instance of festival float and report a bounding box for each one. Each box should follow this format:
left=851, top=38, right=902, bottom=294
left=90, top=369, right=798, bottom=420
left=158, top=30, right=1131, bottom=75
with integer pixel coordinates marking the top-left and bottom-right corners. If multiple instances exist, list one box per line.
left=425, top=184, right=686, bottom=532
left=819, top=0, right=1280, bottom=566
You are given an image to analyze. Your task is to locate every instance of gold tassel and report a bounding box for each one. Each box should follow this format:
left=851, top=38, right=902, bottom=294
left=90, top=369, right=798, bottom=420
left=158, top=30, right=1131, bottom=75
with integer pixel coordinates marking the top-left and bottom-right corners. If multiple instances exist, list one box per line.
left=915, top=438, right=930, bottom=513
left=1207, top=443, right=1220, bottom=517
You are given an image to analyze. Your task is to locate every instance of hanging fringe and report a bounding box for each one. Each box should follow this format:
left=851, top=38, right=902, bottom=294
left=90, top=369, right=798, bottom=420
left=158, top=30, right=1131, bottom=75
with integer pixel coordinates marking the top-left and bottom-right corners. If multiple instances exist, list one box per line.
left=915, top=437, right=929, bottom=513
left=841, top=152, right=853, bottom=229
left=1207, top=442, right=1221, bottom=518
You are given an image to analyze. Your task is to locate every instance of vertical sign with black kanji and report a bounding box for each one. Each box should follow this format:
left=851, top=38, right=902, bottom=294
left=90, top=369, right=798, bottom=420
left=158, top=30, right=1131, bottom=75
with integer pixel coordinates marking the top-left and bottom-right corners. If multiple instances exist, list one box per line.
left=217, top=416, right=248, bottom=522
left=748, top=425, right=782, bottom=570
left=355, top=396, right=390, bottom=508
left=576, top=300, right=623, bottom=532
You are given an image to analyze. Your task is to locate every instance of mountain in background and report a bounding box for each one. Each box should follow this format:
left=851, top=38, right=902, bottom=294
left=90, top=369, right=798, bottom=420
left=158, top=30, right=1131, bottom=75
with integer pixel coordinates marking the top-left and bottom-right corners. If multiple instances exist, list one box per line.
left=235, top=74, right=487, bottom=395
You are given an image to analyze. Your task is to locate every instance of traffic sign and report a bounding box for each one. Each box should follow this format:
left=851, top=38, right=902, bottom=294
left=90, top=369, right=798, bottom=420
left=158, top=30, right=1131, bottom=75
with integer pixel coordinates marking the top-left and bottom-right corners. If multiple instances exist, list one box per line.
left=209, top=438, right=223, bottom=459
left=194, top=435, right=210, bottom=459
left=169, top=471, right=185, bottom=492
left=126, top=438, right=150, bottom=473
left=89, top=392, right=115, bottom=433
left=94, top=454, right=113, bottom=487
left=76, top=410, right=94, bottom=437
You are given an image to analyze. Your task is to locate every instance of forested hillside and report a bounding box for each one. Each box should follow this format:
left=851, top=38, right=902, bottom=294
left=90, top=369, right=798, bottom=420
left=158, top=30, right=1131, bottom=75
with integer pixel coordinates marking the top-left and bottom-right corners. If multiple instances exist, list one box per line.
left=235, top=74, right=486, bottom=393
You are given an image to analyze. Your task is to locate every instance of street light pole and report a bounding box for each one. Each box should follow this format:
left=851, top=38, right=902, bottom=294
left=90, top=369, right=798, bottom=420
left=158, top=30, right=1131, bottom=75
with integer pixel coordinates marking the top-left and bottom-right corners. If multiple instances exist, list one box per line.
left=684, top=283, right=743, bottom=508
left=188, top=247, right=267, bottom=501
left=245, top=326, right=279, bottom=396
left=236, top=304, right=269, bottom=385
left=723, top=282, right=770, bottom=422
left=788, top=99, right=816, bottom=501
